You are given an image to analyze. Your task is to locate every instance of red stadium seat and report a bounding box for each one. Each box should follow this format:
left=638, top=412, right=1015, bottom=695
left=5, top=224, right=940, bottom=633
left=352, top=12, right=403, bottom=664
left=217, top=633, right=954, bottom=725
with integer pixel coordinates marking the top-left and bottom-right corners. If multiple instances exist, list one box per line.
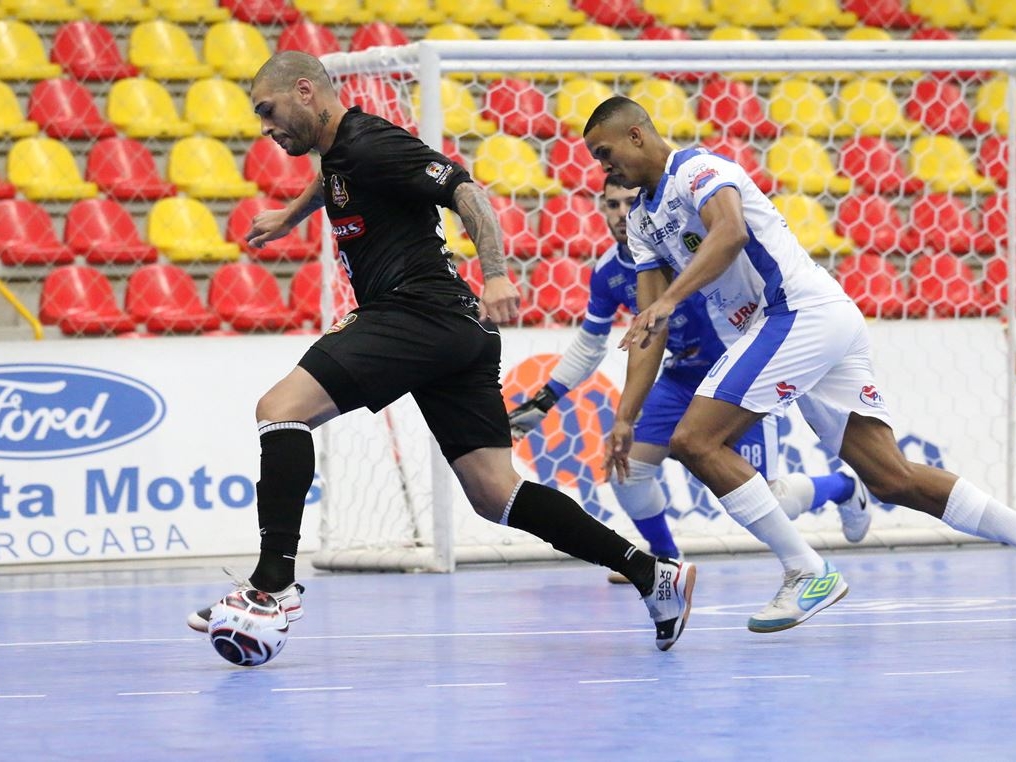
left=548, top=134, right=605, bottom=195
left=339, top=74, right=415, bottom=132
left=209, top=262, right=303, bottom=332
left=842, top=0, right=922, bottom=28
left=65, top=198, right=158, bottom=264
left=980, top=194, right=1008, bottom=250
left=528, top=257, right=592, bottom=324
left=39, top=265, right=136, bottom=335
left=86, top=136, right=176, bottom=201
left=482, top=78, right=560, bottom=139
left=910, top=253, right=991, bottom=317
left=349, top=22, right=409, bottom=52
left=28, top=78, right=117, bottom=139
left=289, top=260, right=359, bottom=328
left=442, top=137, right=469, bottom=171
left=126, top=263, right=222, bottom=333
left=538, top=194, right=613, bottom=258
left=456, top=257, right=543, bottom=324
left=835, top=194, right=921, bottom=256
left=276, top=19, right=342, bottom=55
left=244, top=136, right=316, bottom=199
left=221, top=0, right=300, bottom=23
left=51, top=21, right=138, bottom=81
left=701, top=135, right=777, bottom=194
left=905, top=77, right=991, bottom=137
left=573, top=0, right=655, bottom=27
left=0, top=199, right=75, bottom=266
left=838, top=136, right=924, bottom=196
left=697, top=77, right=780, bottom=139
left=227, top=196, right=317, bottom=261
left=490, top=195, right=545, bottom=259
left=982, top=255, right=1008, bottom=310
left=0, top=176, right=14, bottom=198
left=978, top=134, right=1009, bottom=187
left=638, top=26, right=703, bottom=82
left=904, top=194, right=996, bottom=255
left=835, top=254, right=923, bottom=319
left=910, top=27, right=984, bottom=82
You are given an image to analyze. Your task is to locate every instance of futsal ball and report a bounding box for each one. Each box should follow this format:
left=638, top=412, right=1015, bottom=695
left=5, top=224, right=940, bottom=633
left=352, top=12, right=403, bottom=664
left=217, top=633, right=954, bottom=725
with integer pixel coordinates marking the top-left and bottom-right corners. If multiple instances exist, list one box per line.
left=208, top=589, right=289, bottom=667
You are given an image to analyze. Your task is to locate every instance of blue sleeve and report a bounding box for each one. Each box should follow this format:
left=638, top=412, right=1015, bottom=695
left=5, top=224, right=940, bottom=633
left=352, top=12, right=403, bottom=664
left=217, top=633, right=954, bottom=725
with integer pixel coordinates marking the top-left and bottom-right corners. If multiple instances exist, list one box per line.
left=581, top=264, right=621, bottom=336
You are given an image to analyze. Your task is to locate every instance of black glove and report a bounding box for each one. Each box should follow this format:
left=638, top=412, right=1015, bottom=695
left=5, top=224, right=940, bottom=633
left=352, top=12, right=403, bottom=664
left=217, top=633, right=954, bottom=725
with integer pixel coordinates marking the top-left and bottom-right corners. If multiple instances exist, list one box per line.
left=508, top=384, right=560, bottom=440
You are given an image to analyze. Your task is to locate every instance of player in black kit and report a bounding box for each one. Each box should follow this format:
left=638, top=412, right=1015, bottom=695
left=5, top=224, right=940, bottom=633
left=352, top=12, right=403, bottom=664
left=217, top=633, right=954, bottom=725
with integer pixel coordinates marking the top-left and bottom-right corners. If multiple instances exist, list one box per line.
left=186, top=51, right=695, bottom=652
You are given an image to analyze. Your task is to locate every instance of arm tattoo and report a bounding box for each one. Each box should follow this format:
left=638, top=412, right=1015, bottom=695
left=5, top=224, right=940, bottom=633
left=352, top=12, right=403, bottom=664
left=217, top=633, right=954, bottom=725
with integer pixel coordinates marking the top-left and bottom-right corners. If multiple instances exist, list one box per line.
left=453, top=182, right=508, bottom=280
left=291, top=185, right=326, bottom=225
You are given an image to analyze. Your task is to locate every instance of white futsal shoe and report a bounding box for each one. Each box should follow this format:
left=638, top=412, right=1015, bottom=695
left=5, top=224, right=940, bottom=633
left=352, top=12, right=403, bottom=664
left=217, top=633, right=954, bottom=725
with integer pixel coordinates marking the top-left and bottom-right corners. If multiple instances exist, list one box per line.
left=186, top=567, right=304, bottom=633
left=837, top=476, right=871, bottom=543
left=642, top=558, right=696, bottom=651
left=608, top=549, right=683, bottom=585
left=747, top=561, right=848, bottom=633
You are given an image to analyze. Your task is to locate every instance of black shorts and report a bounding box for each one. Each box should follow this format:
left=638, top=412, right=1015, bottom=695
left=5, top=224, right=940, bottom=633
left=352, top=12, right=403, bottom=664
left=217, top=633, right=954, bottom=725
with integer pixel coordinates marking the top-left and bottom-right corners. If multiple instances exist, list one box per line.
left=298, top=292, right=512, bottom=463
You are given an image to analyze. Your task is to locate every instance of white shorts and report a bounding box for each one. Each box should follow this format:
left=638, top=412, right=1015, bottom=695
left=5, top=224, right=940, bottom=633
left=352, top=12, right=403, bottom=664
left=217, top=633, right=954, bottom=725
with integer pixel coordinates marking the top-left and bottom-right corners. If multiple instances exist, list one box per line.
left=695, top=299, right=893, bottom=455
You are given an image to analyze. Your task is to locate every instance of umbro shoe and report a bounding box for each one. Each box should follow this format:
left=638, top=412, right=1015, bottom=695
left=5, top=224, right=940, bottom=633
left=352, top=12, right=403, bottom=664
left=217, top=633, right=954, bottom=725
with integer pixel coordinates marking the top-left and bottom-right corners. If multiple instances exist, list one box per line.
left=642, top=558, right=696, bottom=651
left=186, top=567, right=305, bottom=634
left=837, top=476, right=871, bottom=543
left=747, top=561, right=848, bottom=633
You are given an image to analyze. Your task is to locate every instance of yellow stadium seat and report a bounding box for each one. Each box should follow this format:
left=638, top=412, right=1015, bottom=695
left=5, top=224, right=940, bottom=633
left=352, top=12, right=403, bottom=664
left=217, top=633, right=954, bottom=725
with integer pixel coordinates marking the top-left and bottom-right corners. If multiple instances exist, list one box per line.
left=441, top=209, right=476, bottom=257
left=839, top=78, right=923, bottom=138
left=130, top=20, right=214, bottom=80
left=842, top=26, right=918, bottom=81
left=107, top=77, right=195, bottom=138
left=364, top=0, right=441, bottom=23
left=766, top=136, right=852, bottom=195
left=715, top=0, right=787, bottom=26
left=473, top=135, right=563, bottom=197
left=425, top=22, right=481, bottom=41
left=432, top=0, right=513, bottom=26
left=642, top=0, right=718, bottom=27
left=909, top=135, right=995, bottom=194
left=976, top=0, right=1016, bottom=26
left=772, top=194, right=851, bottom=257
left=491, top=25, right=556, bottom=82
left=556, top=77, right=614, bottom=135
left=504, top=0, right=586, bottom=25
left=777, top=0, right=856, bottom=26
left=0, top=82, right=39, bottom=138
left=148, top=198, right=242, bottom=263
left=8, top=0, right=81, bottom=21
left=706, top=27, right=780, bottom=82
left=629, top=79, right=713, bottom=139
left=769, top=79, right=853, bottom=138
left=146, top=0, right=230, bottom=22
left=909, top=0, right=988, bottom=28
left=77, top=0, right=156, bottom=22
left=0, top=21, right=62, bottom=80
left=773, top=27, right=846, bottom=81
left=567, top=25, right=641, bottom=81
left=978, top=26, right=1016, bottom=40
left=204, top=21, right=272, bottom=80
left=185, top=79, right=261, bottom=139
left=290, top=0, right=370, bottom=23
left=412, top=79, right=496, bottom=137
left=168, top=136, right=259, bottom=199
left=8, top=136, right=99, bottom=200
left=976, top=75, right=1011, bottom=134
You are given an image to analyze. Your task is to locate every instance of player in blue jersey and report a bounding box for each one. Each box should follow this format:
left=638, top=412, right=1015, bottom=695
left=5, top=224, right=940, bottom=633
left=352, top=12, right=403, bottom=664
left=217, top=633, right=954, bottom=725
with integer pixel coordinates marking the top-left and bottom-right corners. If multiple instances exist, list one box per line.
left=584, top=96, right=1016, bottom=633
left=509, top=176, right=867, bottom=583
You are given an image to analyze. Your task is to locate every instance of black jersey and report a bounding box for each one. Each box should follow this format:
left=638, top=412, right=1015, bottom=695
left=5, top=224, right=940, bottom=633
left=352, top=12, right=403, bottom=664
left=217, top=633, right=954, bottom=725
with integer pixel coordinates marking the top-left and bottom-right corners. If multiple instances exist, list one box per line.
left=319, top=106, right=477, bottom=308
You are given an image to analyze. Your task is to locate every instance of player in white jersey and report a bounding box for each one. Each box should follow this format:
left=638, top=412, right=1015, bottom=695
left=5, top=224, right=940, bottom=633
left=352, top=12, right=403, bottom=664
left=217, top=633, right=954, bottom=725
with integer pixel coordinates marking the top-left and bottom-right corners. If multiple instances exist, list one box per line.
left=584, top=96, right=1016, bottom=633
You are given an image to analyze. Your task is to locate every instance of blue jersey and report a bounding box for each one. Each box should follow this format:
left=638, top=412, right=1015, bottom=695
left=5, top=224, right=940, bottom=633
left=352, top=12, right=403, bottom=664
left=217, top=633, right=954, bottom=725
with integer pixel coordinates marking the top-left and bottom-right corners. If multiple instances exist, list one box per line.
left=582, top=242, right=727, bottom=386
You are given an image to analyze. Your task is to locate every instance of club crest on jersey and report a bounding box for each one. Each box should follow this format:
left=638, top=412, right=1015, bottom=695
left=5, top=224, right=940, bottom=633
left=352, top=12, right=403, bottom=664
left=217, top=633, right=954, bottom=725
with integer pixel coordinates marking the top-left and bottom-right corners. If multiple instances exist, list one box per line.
left=690, top=167, right=719, bottom=192
left=425, top=161, right=454, bottom=185
left=330, top=175, right=350, bottom=207
left=775, top=381, right=798, bottom=401
left=682, top=231, right=703, bottom=252
left=326, top=313, right=357, bottom=334
left=859, top=384, right=886, bottom=408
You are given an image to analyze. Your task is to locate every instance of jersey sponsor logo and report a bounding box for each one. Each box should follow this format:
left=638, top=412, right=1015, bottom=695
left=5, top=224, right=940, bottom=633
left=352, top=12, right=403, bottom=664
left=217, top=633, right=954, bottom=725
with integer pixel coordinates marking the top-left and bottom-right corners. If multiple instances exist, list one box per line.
left=325, top=312, right=357, bottom=334
left=331, top=215, right=366, bottom=240
left=425, top=161, right=454, bottom=185
left=650, top=220, right=681, bottom=244
left=330, top=175, right=350, bottom=208
left=607, top=273, right=627, bottom=289
left=859, top=384, right=886, bottom=408
left=667, top=197, right=683, bottom=211
left=637, top=213, right=653, bottom=234
left=728, top=301, right=759, bottom=332
left=775, top=381, right=798, bottom=401
left=682, top=231, right=703, bottom=252
left=690, top=167, right=719, bottom=192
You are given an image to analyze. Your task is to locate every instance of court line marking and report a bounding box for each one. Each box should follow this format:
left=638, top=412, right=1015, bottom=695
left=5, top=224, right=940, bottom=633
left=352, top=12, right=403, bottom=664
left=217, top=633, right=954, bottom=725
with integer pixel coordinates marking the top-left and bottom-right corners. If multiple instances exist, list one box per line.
left=270, top=686, right=353, bottom=692
left=116, top=690, right=201, bottom=696
left=578, top=678, right=659, bottom=685
left=883, top=670, right=966, bottom=676
left=0, top=694, right=46, bottom=699
left=732, top=675, right=811, bottom=680
left=427, top=682, right=507, bottom=688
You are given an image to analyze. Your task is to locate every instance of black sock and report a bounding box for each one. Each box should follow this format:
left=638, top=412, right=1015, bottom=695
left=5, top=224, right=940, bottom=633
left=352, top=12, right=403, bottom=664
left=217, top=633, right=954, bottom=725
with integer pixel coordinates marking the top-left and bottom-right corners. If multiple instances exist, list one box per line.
left=249, top=423, right=314, bottom=591
left=505, top=481, right=657, bottom=596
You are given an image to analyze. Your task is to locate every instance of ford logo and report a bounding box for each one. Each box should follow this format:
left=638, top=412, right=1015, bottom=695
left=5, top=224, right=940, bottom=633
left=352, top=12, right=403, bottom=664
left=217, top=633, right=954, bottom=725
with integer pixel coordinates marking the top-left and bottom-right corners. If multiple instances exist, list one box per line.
left=0, top=364, right=166, bottom=460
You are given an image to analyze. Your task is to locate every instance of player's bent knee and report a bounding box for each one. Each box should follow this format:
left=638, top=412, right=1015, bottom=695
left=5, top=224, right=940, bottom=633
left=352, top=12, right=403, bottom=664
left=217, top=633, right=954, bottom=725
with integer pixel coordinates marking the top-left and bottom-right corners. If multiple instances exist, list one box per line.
left=856, top=461, right=918, bottom=506
left=668, top=427, right=711, bottom=466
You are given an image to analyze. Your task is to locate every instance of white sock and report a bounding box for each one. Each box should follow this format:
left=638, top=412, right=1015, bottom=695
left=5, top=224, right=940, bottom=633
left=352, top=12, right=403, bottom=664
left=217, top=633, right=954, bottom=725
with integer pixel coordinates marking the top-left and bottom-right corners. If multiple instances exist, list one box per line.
left=770, top=472, right=815, bottom=521
left=720, top=473, right=825, bottom=576
left=942, top=477, right=1016, bottom=545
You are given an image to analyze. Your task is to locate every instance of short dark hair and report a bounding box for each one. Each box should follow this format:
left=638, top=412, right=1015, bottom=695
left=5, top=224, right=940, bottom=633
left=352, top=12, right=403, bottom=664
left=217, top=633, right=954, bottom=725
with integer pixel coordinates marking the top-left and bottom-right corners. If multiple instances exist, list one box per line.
left=252, top=51, right=333, bottom=93
left=603, top=174, right=627, bottom=191
left=583, top=96, right=650, bottom=137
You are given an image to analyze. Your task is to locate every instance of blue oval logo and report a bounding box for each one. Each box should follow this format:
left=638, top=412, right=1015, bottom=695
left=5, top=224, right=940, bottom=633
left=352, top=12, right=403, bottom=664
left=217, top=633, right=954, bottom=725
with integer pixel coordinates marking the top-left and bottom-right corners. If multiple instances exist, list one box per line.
left=0, top=363, right=166, bottom=460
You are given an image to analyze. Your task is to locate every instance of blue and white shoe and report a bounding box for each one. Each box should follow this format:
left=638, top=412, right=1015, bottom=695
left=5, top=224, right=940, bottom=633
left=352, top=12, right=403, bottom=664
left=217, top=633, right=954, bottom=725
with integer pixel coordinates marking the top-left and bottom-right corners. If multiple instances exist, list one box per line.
left=747, top=561, right=848, bottom=633
left=642, top=558, right=696, bottom=651
left=837, top=476, right=871, bottom=543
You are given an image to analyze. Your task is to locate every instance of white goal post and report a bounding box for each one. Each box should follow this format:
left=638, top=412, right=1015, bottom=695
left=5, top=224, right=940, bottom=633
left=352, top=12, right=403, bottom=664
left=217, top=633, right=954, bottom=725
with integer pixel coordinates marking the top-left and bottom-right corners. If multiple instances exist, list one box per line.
left=312, top=40, right=1016, bottom=573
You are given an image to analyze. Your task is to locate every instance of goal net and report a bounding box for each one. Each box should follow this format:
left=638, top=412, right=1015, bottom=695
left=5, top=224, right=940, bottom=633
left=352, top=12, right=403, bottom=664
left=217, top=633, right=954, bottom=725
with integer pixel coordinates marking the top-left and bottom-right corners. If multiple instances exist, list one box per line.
left=312, top=40, right=1016, bottom=572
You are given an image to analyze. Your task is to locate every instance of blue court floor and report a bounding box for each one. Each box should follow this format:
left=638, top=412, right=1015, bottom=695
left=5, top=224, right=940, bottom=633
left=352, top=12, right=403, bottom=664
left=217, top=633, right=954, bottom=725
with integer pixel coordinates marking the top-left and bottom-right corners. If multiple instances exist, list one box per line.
left=2, top=545, right=1015, bottom=761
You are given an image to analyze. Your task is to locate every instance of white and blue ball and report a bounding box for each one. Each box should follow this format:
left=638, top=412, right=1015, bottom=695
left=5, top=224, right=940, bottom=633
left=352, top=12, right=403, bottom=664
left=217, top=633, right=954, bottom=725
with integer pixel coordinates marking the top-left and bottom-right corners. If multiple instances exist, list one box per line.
left=208, top=589, right=289, bottom=667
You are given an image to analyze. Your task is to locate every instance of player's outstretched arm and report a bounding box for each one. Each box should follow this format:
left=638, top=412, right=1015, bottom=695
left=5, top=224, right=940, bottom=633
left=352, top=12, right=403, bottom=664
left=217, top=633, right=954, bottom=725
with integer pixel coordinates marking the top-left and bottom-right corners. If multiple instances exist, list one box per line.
left=453, top=181, right=519, bottom=324
left=247, top=175, right=326, bottom=249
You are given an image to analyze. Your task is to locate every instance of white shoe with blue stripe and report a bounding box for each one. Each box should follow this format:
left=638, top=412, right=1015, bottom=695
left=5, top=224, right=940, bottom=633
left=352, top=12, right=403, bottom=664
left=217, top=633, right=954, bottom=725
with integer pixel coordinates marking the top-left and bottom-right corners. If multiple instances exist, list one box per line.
left=747, top=561, right=848, bottom=633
